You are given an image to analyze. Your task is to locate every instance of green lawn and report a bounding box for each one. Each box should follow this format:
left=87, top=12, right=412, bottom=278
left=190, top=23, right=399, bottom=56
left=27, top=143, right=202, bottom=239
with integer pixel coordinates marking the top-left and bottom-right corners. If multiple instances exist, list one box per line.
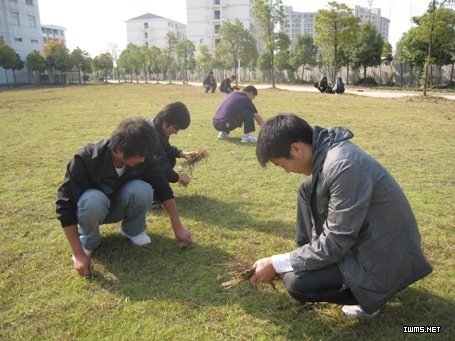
left=0, top=83, right=454, bottom=340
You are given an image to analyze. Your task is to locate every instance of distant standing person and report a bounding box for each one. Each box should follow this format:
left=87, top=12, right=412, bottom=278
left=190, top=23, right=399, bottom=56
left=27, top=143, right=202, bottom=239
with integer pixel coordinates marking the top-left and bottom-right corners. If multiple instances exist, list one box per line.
left=203, top=71, right=217, bottom=93
left=212, top=85, right=265, bottom=143
left=220, top=75, right=240, bottom=94
left=332, top=77, right=345, bottom=94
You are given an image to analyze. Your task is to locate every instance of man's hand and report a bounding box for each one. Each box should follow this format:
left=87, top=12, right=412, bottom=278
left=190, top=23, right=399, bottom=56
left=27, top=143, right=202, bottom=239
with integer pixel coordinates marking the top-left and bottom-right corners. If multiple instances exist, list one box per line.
left=249, top=257, right=276, bottom=285
left=72, top=252, right=91, bottom=277
left=174, top=226, right=193, bottom=245
left=178, top=173, right=191, bottom=186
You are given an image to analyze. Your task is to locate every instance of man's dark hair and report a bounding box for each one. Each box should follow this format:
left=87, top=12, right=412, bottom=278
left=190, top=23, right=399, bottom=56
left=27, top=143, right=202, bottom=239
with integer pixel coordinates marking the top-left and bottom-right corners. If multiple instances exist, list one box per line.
left=256, top=113, right=313, bottom=167
left=243, top=85, right=258, bottom=96
left=110, top=117, right=157, bottom=159
left=154, top=101, right=191, bottom=130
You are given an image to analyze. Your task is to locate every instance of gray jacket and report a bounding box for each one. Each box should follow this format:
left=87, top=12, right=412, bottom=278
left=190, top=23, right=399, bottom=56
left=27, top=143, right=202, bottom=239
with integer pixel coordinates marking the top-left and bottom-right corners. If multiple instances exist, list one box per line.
left=290, top=127, right=432, bottom=313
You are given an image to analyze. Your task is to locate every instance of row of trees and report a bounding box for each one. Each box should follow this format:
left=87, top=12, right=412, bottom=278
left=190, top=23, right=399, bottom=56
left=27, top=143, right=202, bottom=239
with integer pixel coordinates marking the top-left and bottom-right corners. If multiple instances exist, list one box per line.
left=1, top=1, right=454, bottom=90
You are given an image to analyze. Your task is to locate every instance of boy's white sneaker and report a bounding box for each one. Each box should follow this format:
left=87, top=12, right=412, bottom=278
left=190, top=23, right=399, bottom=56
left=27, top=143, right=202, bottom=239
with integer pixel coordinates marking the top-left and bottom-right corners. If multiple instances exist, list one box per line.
left=241, top=133, right=257, bottom=143
left=218, top=131, right=229, bottom=140
left=120, top=230, right=151, bottom=246
left=342, top=305, right=380, bottom=319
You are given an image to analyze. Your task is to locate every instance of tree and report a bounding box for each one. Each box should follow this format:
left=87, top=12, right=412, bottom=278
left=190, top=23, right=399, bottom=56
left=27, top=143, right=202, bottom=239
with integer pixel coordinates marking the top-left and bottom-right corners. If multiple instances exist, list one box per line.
left=92, top=52, right=113, bottom=82
left=274, top=32, right=293, bottom=81
left=26, top=50, right=47, bottom=84
left=176, top=39, right=195, bottom=84
left=395, top=28, right=427, bottom=86
left=415, top=1, right=455, bottom=94
left=351, top=21, right=384, bottom=80
left=290, top=34, right=318, bottom=81
left=196, top=44, right=214, bottom=75
left=216, top=19, right=258, bottom=81
left=147, top=46, right=162, bottom=83
left=382, top=42, right=394, bottom=85
left=44, top=40, right=72, bottom=77
left=253, top=0, right=284, bottom=88
left=163, top=33, right=178, bottom=83
left=314, top=1, right=358, bottom=82
left=0, top=38, right=22, bottom=86
left=71, top=47, right=91, bottom=83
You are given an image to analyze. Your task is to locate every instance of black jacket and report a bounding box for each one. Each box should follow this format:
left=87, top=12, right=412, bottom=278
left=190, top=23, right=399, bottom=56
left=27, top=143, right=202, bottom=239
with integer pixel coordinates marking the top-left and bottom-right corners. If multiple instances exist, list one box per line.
left=149, top=118, right=181, bottom=183
left=56, top=138, right=173, bottom=227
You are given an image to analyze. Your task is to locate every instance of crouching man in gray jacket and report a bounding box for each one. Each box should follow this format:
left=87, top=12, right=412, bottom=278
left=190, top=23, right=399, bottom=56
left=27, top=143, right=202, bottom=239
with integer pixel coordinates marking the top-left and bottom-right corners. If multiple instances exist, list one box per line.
left=250, top=113, right=432, bottom=319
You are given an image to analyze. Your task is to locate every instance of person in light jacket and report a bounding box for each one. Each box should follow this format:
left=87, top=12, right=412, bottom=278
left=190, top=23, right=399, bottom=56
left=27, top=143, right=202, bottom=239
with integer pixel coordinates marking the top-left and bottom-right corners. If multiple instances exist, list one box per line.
left=250, top=113, right=432, bottom=319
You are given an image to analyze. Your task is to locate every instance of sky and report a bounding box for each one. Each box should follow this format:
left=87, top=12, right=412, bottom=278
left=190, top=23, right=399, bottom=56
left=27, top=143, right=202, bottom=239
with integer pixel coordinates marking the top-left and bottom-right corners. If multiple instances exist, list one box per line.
left=38, top=0, right=431, bottom=57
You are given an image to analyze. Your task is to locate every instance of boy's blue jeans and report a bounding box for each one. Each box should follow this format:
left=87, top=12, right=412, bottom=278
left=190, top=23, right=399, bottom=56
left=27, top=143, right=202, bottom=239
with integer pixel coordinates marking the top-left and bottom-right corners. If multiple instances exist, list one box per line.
left=76, top=180, right=153, bottom=250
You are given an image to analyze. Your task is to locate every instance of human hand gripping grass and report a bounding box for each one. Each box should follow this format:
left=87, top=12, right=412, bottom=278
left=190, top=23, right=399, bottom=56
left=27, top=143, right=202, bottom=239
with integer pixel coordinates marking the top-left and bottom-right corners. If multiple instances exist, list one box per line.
left=178, top=150, right=208, bottom=182
left=221, top=258, right=279, bottom=290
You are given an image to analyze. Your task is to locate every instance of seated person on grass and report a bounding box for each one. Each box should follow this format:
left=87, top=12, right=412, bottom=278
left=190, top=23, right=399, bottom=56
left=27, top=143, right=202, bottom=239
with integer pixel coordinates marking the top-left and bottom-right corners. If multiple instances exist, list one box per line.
left=249, top=113, right=432, bottom=319
left=148, top=102, right=200, bottom=188
left=220, top=75, right=240, bottom=94
left=212, top=85, right=265, bottom=143
left=56, top=117, right=193, bottom=277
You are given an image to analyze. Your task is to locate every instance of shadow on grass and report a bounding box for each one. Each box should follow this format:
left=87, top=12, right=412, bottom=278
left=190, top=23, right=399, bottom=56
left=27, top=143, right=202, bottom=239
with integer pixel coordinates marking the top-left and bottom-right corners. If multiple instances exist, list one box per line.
left=174, top=193, right=295, bottom=238
left=89, top=235, right=454, bottom=339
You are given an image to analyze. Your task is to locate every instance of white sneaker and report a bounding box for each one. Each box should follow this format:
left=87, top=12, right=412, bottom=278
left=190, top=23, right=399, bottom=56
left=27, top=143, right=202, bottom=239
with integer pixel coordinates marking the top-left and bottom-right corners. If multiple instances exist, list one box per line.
left=120, top=230, right=151, bottom=246
left=342, top=305, right=380, bottom=319
left=218, top=131, right=229, bottom=140
left=240, top=133, right=257, bottom=143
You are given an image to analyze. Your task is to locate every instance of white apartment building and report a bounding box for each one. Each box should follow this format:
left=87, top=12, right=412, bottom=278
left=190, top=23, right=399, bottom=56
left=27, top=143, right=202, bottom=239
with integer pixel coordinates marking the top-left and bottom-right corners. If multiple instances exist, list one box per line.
left=282, top=5, right=315, bottom=44
left=126, top=13, right=187, bottom=49
left=41, top=24, right=66, bottom=45
left=282, top=4, right=390, bottom=46
left=0, top=0, right=43, bottom=84
left=354, top=5, right=389, bottom=42
left=186, top=0, right=257, bottom=53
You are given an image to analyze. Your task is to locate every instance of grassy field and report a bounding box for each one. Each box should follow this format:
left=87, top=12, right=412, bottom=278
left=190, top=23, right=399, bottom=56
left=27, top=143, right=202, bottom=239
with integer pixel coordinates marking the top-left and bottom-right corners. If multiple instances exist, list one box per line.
left=0, top=83, right=454, bottom=340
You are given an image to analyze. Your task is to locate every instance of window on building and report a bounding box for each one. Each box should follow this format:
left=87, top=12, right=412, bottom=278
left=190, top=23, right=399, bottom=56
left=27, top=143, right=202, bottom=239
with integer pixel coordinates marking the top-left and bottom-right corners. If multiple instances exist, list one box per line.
left=27, top=15, right=36, bottom=28
left=14, top=37, right=22, bottom=42
left=214, top=10, right=220, bottom=20
left=26, top=0, right=33, bottom=5
left=215, top=38, right=221, bottom=46
left=214, top=0, right=220, bottom=4
left=214, top=24, right=220, bottom=34
left=144, top=32, right=148, bottom=38
left=144, top=22, right=148, bottom=29
left=145, top=41, right=149, bottom=47
left=31, top=39, right=38, bottom=43
left=10, top=12, right=20, bottom=25
left=9, top=0, right=18, bottom=3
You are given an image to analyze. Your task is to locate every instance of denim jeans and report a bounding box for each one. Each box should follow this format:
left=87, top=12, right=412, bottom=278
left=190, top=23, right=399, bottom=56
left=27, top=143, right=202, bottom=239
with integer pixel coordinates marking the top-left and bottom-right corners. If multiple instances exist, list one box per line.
left=77, top=180, right=153, bottom=250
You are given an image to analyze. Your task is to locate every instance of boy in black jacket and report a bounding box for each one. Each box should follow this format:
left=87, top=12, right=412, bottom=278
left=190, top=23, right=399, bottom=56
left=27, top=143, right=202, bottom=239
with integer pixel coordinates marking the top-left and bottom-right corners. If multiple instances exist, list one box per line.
left=56, top=117, right=193, bottom=277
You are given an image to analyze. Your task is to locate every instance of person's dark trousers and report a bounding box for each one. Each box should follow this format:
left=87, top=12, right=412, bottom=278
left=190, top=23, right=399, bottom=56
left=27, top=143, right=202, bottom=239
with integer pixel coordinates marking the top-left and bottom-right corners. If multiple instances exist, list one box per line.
left=213, top=110, right=255, bottom=134
left=282, top=178, right=358, bottom=305
left=282, top=265, right=357, bottom=305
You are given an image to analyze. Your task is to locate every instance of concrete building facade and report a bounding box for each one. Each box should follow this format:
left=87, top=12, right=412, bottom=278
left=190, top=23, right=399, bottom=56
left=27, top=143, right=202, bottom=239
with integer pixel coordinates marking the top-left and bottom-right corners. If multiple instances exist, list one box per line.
left=354, top=5, right=389, bottom=42
left=41, top=24, right=66, bottom=45
left=186, top=0, right=257, bottom=53
left=0, top=0, right=43, bottom=84
left=281, top=5, right=315, bottom=44
left=126, top=13, right=187, bottom=49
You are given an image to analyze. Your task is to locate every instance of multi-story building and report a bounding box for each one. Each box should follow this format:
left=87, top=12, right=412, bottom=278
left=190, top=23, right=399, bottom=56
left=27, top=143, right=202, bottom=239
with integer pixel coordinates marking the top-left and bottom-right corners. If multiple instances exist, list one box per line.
left=354, top=5, right=389, bottom=42
left=126, top=13, right=187, bottom=49
left=41, top=24, right=66, bottom=45
left=281, top=4, right=390, bottom=46
left=0, top=0, right=43, bottom=84
left=281, top=5, right=315, bottom=44
left=186, top=0, right=257, bottom=53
